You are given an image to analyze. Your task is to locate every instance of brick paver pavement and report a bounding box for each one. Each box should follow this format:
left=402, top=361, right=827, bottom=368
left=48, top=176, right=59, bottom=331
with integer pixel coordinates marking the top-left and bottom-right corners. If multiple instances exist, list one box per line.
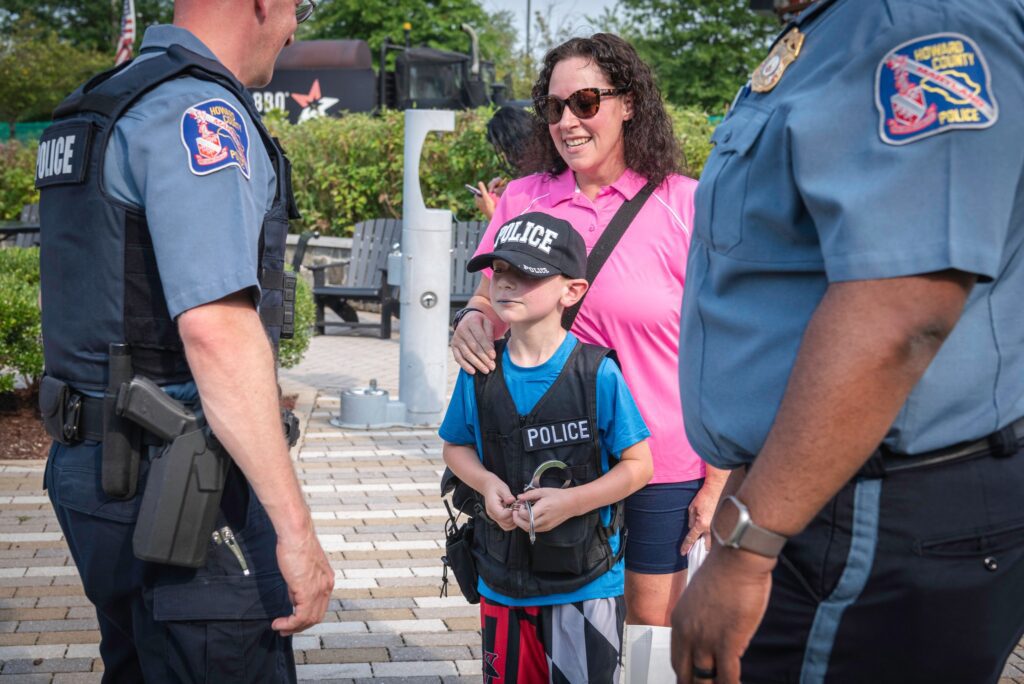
left=1, top=324, right=1022, bottom=682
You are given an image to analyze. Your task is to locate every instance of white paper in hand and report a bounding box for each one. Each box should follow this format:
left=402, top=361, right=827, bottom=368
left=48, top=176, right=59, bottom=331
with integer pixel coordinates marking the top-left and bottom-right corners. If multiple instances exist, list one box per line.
left=685, top=535, right=708, bottom=587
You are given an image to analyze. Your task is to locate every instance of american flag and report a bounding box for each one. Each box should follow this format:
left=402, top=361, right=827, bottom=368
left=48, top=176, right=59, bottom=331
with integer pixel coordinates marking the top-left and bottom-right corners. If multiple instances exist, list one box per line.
left=114, top=0, right=136, bottom=66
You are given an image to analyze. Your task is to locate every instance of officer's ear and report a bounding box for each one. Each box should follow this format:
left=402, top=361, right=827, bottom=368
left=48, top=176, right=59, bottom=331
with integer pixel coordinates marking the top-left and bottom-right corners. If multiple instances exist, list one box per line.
left=254, top=0, right=269, bottom=21
left=561, top=278, right=589, bottom=308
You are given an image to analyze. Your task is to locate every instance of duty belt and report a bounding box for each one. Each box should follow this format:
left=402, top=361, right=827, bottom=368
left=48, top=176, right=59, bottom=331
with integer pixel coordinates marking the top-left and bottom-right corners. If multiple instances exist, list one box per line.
left=48, top=385, right=300, bottom=449
left=51, top=391, right=164, bottom=446
left=858, top=416, right=1024, bottom=478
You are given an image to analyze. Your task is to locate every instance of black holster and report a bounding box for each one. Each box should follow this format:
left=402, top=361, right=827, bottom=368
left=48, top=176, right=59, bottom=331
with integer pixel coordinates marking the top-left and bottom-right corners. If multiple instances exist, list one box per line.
left=132, top=427, right=229, bottom=567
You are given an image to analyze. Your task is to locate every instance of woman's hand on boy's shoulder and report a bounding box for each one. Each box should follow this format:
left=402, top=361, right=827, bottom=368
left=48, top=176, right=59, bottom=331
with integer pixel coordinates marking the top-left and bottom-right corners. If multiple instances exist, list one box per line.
left=513, top=487, right=580, bottom=534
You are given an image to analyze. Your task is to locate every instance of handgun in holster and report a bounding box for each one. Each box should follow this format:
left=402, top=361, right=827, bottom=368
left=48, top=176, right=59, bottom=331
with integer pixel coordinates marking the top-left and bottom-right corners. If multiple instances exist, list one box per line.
left=115, top=376, right=229, bottom=568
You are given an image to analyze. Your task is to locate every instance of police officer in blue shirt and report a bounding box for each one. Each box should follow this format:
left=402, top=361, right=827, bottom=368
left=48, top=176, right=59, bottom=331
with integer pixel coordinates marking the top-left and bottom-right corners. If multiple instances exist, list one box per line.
left=35, top=1, right=333, bottom=681
left=671, top=1, right=1024, bottom=682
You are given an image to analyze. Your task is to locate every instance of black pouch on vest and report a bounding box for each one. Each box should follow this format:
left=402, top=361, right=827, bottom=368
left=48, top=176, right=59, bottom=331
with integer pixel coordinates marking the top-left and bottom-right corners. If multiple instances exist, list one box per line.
left=281, top=271, right=297, bottom=339
left=441, top=501, right=480, bottom=604
left=39, top=376, right=73, bottom=445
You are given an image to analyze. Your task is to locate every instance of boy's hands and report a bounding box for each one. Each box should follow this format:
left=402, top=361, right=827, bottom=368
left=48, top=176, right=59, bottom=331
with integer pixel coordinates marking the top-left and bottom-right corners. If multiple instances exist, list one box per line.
left=513, top=488, right=579, bottom=533
left=483, top=476, right=518, bottom=531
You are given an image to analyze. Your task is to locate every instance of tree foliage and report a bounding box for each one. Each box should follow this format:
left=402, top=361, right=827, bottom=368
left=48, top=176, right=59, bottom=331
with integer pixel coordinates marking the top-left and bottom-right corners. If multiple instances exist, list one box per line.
left=0, top=20, right=110, bottom=136
left=0, top=1, right=173, bottom=53
left=604, top=0, right=777, bottom=113
left=301, top=0, right=517, bottom=71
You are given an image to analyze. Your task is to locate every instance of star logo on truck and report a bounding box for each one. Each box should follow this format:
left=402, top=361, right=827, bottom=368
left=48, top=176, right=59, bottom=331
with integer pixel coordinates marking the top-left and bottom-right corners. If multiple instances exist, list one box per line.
left=291, top=79, right=339, bottom=122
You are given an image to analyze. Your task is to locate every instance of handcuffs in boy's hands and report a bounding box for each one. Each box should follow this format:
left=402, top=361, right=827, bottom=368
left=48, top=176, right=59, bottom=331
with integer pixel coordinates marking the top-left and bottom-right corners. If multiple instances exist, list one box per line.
left=508, top=460, right=572, bottom=544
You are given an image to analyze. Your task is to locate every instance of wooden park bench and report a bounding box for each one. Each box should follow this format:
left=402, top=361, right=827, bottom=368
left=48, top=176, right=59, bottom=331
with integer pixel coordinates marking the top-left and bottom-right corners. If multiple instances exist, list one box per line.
left=0, top=204, right=41, bottom=248
left=293, top=218, right=489, bottom=338
left=450, top=220, right=486, bottom=318
left=296, top=218, right=402, bottom=339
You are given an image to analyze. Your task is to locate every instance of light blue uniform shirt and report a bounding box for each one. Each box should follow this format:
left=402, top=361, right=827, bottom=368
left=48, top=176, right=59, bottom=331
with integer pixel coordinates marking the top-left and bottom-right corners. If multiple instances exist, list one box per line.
left=680, top=0, right=1024, bottom=468
left=440, top=332, right=650, bottom=606
left=104, top=25, right=276, bottom=322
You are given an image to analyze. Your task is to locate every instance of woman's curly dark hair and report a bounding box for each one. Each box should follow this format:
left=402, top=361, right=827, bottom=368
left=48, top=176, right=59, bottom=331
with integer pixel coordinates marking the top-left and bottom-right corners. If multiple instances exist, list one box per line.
left=525, top=33, right=681, bottom=187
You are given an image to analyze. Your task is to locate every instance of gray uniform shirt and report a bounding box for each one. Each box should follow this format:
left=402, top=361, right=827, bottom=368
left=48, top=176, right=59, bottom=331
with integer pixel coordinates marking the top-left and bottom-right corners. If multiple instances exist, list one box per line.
left=104, top=25, right=277, bottom=320
left=680, top=0, right=1024, bottom=467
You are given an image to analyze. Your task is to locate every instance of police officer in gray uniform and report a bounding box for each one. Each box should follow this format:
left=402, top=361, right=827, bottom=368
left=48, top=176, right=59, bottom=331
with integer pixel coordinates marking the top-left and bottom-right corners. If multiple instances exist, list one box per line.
left=35, top=1, right=332, bottom=681
left=671, top=0, right=1024, bottom=682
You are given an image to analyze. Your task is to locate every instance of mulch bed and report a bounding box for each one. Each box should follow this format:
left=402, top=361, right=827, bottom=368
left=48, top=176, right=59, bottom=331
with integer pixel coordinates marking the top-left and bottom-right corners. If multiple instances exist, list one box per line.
left=0, top=388, right=48, bottom=460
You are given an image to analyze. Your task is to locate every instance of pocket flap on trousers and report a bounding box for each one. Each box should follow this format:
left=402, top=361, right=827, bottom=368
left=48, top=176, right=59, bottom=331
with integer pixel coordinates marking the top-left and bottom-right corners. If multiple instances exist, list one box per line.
left=153, top=572, right=292, bottom=621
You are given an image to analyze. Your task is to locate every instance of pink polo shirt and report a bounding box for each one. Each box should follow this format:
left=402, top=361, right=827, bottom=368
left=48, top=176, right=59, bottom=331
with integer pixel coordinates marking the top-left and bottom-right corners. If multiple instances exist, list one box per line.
left=476, top=168, right=704, bottom=484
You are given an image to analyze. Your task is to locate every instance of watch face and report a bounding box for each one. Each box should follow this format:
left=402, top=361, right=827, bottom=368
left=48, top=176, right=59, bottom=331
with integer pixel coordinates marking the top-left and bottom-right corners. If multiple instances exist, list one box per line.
left=711, top=495, right=746, bottom=548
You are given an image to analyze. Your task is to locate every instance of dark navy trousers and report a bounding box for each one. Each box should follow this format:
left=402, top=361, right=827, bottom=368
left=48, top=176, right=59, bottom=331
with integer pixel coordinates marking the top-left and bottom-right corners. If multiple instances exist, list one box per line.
left=45, top=441, right=297, bottom=683
left=742, top=446, right=1024, bottom=683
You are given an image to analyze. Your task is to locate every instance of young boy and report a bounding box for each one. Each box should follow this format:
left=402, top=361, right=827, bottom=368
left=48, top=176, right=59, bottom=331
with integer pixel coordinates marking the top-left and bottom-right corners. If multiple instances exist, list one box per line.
left=440, top=211, right=653, bottom=684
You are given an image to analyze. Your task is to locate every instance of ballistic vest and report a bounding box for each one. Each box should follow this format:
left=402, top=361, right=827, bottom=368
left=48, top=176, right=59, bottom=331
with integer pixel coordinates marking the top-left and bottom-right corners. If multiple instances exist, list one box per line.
left=35, top=45, right=298, bottom=392
left=471, top=339, right=624, bottom=599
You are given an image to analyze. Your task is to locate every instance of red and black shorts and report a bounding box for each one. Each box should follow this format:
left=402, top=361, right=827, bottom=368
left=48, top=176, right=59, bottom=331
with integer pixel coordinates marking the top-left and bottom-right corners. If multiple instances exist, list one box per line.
left=480, top=595, right=626, bottom=684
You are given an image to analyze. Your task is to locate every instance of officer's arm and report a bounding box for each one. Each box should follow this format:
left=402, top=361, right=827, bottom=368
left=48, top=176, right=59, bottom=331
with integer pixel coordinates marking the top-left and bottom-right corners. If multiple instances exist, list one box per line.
left=177, top=291, right=333, bottom=633
left=734, top=269, right=975, bottom=539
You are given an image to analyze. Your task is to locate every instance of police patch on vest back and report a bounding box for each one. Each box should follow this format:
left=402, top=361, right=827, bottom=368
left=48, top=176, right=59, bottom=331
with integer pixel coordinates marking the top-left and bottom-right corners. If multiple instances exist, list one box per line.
left=34, top=122, right=92, bottom=188
left=180, top=98, right=251, bottom=178
left=875, top=33, right=997, bottom=146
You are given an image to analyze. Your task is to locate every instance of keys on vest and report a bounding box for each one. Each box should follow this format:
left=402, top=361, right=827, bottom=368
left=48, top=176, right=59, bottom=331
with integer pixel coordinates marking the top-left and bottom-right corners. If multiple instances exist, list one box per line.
left=522, top=418, right=592, bottom=452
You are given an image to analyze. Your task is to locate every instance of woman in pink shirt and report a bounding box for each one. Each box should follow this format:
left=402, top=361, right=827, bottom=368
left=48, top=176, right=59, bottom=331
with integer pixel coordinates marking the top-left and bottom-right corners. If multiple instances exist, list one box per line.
left=451, top=33, right=728, bottom=626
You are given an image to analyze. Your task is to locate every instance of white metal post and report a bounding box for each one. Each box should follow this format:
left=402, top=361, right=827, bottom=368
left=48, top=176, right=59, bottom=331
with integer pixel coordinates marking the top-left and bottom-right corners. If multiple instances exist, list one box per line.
left=398, top=110, right=455, bottom=425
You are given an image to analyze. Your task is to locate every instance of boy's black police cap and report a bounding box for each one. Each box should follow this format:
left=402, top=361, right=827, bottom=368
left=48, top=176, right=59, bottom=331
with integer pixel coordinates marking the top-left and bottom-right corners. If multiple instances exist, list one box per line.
left=467, top=211, right=587, bottom=279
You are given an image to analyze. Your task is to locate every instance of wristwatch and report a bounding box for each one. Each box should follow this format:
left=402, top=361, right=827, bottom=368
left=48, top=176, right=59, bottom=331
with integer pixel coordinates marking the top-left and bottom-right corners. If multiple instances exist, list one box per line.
left=711, top=495, right=788, bottom=558
left=452, top=307, right=483, bottom=330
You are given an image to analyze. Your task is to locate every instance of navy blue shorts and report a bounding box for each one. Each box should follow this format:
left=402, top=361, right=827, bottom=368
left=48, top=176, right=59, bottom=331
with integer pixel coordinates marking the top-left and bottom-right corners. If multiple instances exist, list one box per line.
left=623, top=479, right=704, bottom=574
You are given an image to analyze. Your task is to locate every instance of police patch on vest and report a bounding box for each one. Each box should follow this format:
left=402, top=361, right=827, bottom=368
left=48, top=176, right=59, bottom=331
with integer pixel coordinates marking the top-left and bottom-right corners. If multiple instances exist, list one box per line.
left=522, top=418, right=592, bottom=452
left=875, top=33, right=998, bottom=146
left=180, top=98, right=251, bottom=179
left=34, top=122, right=92, bottom=188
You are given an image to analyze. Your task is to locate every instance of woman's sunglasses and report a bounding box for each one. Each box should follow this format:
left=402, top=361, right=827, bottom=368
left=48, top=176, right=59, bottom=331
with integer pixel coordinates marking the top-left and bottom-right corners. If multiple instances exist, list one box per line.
left=534, top=87, right=629, bottom=125
left=296, top=0, right=317, bottom=24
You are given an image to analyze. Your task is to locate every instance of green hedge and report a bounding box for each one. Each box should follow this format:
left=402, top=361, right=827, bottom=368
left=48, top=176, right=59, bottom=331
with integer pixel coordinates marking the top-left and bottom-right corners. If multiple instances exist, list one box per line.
left=0, top=248, right=43, bottom=392
left=0, top=105, right=715, bottom=230
left=266, top=104, right=715, bottom=237
left=0, top=140, right=39, bottom=221
left=0, top=250, right=314, bottom=388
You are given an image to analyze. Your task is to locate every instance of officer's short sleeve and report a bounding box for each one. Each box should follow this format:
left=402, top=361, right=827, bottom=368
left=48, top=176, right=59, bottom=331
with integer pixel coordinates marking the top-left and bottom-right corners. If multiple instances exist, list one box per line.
left=107, top=80, right=276, bottom=318
left=790, top=5, right=1024, bottom=282
left=595, top=358, right=650, bottom=458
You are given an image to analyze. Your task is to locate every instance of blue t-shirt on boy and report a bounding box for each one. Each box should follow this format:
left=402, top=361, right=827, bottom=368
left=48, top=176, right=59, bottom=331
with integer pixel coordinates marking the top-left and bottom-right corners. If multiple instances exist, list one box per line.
left=439, top=332, right=650, bottom=607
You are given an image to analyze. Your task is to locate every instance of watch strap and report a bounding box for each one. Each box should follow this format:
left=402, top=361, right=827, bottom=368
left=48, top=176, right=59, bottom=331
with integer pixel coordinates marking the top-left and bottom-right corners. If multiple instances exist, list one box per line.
left=452, top=307, right=483, bottom=330
left=738, top=517, right=788, bottom=558
left=714, top=495, right=788, bottom=558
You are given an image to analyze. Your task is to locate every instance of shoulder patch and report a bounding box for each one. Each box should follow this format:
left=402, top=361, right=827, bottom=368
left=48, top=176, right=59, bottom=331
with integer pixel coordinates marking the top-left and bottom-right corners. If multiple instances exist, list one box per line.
left=875, top=33, right=998, bottom=146
left=180, top=98, right=251, bottom=179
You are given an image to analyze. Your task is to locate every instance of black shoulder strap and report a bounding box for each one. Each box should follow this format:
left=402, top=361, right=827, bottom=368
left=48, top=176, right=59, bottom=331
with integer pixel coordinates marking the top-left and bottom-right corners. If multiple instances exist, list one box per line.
left=561, top=181, right=657, bottom=330
left=51, top=45, right=287, bottom=205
